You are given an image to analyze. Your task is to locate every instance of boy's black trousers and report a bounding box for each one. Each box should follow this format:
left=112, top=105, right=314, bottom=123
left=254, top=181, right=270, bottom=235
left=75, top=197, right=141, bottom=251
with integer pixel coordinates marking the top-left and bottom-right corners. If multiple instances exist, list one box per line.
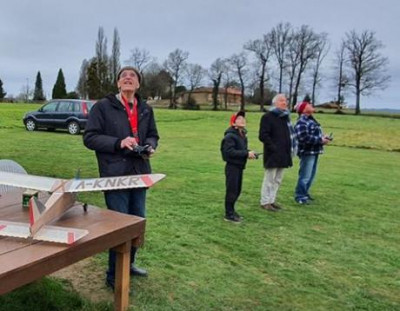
left=225, top=163, right=243, bottom=217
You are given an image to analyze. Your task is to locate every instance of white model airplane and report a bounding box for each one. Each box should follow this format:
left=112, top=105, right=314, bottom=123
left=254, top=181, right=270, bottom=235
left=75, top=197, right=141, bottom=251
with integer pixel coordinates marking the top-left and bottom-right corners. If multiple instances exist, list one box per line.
left=0, top=161, right=165, bottom=245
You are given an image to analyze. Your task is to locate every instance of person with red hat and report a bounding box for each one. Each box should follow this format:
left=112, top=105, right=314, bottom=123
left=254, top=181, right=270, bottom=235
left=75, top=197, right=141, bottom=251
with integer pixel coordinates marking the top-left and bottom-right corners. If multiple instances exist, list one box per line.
left=294, top=96, right=331, bottom=204
left=221, top=111, right=256, bottom=223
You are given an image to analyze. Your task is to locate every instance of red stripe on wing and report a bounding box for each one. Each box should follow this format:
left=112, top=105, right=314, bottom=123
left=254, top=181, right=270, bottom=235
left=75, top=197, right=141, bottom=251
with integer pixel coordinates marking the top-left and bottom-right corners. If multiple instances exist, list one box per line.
left=141, top=175, right=153, bottom=187
left=0, top=224, right=6, bottom=231
left=67, top=232, right=75, bottom=244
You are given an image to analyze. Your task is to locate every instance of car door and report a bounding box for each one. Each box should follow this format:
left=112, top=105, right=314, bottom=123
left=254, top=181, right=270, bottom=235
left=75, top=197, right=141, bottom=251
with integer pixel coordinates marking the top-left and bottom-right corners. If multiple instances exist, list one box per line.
left=36, top=101, right=59, bottom=127
left=55, top=100, right=73, bottom=128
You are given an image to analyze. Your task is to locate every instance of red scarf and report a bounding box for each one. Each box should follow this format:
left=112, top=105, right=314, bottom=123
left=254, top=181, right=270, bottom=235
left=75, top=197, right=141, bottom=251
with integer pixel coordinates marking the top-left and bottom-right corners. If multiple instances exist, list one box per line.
left=121, top=95, right=139, bottom=142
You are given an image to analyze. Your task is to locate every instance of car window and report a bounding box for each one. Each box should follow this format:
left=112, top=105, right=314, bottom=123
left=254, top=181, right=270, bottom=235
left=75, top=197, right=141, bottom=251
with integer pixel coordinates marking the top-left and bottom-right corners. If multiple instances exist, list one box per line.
left=58, top=101, right=73, bottom=112
left=42, top=102, right=58, bottom=112
left=86, top=102, right=94, bottom=111
left=73, top=102, right=81, bottom=112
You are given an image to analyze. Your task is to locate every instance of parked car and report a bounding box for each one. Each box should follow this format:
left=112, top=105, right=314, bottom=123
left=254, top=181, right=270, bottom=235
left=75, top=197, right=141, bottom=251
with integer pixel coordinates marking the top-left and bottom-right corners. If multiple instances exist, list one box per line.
left=23, top=99, right=95, bottom=135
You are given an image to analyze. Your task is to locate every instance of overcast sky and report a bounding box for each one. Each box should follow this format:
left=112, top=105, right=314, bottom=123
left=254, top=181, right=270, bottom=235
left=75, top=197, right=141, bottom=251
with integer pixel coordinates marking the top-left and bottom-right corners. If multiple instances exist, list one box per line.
left=1, top=0, right=399, bottom=109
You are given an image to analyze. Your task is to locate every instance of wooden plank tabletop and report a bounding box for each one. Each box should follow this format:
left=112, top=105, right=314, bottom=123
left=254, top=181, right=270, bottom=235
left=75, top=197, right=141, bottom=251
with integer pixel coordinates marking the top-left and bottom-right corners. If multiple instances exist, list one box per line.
left=0, top=190, right=145, bottom=310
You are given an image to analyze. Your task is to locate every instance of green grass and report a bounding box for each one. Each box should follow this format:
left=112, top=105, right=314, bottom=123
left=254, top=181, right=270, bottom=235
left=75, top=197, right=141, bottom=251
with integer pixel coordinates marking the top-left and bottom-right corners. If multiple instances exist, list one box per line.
left=0, top=103, right=399, bottom=310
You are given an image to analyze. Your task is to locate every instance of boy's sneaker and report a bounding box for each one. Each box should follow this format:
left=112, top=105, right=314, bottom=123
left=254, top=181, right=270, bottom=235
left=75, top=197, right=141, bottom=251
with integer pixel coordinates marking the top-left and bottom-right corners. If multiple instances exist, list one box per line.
left=234, top=211, right=243, bottom=219
left=224, top=214, right=241, bottom=223
left=296, top=199, right=309, bottom=205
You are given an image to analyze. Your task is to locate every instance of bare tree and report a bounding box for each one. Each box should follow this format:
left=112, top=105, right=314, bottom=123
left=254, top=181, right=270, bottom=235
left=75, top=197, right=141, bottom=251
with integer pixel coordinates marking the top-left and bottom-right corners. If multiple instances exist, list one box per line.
left=163, top=49, right=189, bottom=109
left=310, top=33, right=330, bottom=106
left=110, top=28, right=121, bottom=87
left=209, top=58, right=226, bottom=110
left=270, top=22, right=292, bottom=92
left=125, top=48, right=152, bottom=73
left=95, top=27, right=110, bottom=94
left=229, top=53, right=248, bottom=111
left=290, top=25, right=320, bottom=109
left=76, top=59, right=89, bottom=99
left=332, top=40, right=348, bottom=111
left=184, top=63, right=205, bottom=108
left=222, top=65, right=235, bottom=110
left=344, top=30, right=390, bottom=114
left=244, top=34, right=273, bottom=111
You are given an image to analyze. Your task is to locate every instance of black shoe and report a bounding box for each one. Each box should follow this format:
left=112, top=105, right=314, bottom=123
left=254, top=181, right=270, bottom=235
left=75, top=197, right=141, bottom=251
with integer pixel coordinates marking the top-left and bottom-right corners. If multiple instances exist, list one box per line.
left=234, top=211, right=243, bottom=219
left=130, top=266, right=148, bottom=277
left=224, top=215, right=241, bottom=223
left=271, top=203, right=283, bottom=210
left=105, top=278, right=115, bottom=291
left=307, top=195, right=315, bottom=201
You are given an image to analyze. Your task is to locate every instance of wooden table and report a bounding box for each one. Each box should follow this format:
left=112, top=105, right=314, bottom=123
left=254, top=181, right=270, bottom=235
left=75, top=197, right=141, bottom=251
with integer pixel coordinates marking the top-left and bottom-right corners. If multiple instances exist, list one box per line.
left=0, top=191, right=145, bottom=311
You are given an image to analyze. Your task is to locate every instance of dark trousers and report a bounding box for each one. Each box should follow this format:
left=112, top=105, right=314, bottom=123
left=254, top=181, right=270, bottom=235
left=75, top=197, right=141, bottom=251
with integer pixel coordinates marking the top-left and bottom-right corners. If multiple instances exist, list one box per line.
left=104, top=188, right=146, bottom=282
left=225, top=163, right=243, bottom=217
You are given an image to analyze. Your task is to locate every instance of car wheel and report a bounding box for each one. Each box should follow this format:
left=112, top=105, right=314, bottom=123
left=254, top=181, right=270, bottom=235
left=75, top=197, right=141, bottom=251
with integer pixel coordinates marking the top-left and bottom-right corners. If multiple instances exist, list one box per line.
left=25, top=119, right=36, bottom=131
left=67, top=121, right=80, bottom=135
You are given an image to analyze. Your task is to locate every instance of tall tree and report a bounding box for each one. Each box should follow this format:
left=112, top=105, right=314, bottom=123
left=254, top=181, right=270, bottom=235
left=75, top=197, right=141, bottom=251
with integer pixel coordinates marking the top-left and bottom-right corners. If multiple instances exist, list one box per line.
left=110, top=27, right=121, bottom=89
left=333, top=40, right=348, bottom=111
left=163, top=49, right=189, bottom=109
left=290, top=25, right=320, bottom=109
left=229, top=53, right=248, bottom=111
left=95, top=27, right=111, bottom=94
left=33, top=71, right=46, bottom=101
left=76, top=59, right=89, bottom=99
left=344, top=30, right=390, bottom=114
left=270, top=22, right=292, bottom=92
left=125, top=48, right=152, bottom=73
left=184, top=63, right=205, bottom=108
left=86, top=58, right=102, bottom=99
left=52, top=68, right=67, bottom=99
left=209, top=58, right=226, bottom=110
left=310, top=33, right=329, bottom=106
left=244, top=34, right=273, bottom=111
left=0, top=79, right=6, bottom=99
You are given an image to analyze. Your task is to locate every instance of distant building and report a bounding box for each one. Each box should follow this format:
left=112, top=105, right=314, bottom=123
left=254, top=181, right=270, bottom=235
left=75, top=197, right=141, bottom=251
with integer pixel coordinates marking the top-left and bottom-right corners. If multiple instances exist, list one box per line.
left=315, top=101, right=343, bottom=109
left=177, top=87, right=242, bottom=106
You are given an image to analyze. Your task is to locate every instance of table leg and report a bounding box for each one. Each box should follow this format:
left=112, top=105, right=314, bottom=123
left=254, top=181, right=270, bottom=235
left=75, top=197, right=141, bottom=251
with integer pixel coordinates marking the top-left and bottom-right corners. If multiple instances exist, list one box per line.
left=113, top=240, right=131, bottom=311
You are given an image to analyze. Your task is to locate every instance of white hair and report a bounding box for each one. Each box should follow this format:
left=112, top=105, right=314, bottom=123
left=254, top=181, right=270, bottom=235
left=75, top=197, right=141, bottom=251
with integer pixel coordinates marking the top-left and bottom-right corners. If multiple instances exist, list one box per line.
left=272, top=93, right=286, bottom=106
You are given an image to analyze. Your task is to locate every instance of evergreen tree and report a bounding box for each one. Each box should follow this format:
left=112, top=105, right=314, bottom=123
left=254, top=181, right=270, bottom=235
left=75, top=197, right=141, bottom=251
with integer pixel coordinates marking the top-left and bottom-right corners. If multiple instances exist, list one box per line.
left=33, top=71, right=46, bottom=101
left=86, top=58, right=102, bottom=99
left=52, top=68, right=67, bottom=99
left=0, top=79, right=6, bottom=99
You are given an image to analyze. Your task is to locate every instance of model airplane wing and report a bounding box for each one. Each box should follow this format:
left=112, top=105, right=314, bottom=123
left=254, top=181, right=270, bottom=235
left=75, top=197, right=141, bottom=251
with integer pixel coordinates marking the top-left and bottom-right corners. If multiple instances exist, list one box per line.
left=0, top=220, right=88, bottom=244
left=0, top=171, right=64, bottom=192
left=65, top=173, right=166, bottom=192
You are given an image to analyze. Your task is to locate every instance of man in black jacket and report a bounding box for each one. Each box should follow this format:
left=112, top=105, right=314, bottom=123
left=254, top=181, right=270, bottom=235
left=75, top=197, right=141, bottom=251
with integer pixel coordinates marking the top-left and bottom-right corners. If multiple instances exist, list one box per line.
left=83, top=66, right=159, bottom=290
left=259, top=94, right=295, bottom=211
left=221, top=111, right=256, bottom=223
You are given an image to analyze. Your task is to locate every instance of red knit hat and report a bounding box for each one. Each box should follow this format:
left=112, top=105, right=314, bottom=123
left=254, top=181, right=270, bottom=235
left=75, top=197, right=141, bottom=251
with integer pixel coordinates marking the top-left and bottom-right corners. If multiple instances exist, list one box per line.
left=296, top=101, right=308, bottom=114
left=230, top=111, right=245, bottom=126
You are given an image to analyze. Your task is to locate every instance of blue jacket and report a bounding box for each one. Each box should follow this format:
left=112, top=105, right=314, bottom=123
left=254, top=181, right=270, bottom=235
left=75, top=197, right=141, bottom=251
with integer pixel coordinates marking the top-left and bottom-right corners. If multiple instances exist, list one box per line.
left=295, top=115, right=324, bottom=156
left=83, top=93, right=159, bottom=177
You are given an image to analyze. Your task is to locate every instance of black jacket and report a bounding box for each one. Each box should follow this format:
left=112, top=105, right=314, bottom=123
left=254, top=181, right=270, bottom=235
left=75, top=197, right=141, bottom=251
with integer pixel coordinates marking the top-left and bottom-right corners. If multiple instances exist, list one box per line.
left=259, top=110, right=292, bottom=168
left=221, top=127, right=248, bottom=169
left=83, top=93, right=159, bottom=177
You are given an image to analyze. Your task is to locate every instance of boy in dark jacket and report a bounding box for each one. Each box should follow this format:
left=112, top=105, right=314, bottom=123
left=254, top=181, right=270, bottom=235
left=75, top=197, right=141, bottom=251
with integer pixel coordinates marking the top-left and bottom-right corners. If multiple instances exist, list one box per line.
left=221, top=111, right=256, bottom=223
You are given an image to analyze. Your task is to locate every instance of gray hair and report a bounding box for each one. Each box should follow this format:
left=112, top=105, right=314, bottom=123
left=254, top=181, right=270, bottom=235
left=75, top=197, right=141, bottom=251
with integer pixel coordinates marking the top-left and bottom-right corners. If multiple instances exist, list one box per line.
left=272, top=93, right=286, bottom=106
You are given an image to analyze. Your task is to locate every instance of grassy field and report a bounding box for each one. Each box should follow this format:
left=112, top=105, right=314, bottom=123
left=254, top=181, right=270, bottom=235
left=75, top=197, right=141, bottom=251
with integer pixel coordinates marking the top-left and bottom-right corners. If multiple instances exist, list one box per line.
left=0, top=103, right=399, bottom=311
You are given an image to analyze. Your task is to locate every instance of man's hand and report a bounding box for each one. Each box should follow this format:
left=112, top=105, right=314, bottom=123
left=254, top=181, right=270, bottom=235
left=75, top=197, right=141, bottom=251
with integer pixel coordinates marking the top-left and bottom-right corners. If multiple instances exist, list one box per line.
left=322, top=136, right=330, bottom=145
left=120, top=136, right=138, bottom=150
left=248, top=151, right=257, bottom=159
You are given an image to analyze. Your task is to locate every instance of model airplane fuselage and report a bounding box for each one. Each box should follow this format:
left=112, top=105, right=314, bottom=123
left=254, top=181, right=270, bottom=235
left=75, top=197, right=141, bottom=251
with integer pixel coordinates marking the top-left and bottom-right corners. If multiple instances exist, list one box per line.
left=0, top=164, right=165, bottom=244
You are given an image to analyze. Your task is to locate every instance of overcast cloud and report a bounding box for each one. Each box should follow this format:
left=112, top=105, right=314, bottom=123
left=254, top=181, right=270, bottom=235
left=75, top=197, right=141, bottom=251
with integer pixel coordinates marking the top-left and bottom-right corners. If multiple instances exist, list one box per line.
left=0, top=0, right=399, bottom=109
